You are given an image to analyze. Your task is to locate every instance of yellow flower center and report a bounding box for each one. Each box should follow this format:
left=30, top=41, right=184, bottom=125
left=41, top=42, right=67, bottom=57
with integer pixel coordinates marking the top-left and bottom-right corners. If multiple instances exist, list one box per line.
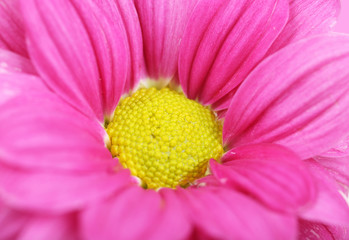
left=106, top=87, right=223, bottom=189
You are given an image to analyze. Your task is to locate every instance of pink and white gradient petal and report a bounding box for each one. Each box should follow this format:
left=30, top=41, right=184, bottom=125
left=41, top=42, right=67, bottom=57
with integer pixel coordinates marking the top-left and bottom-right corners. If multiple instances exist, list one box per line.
left=176, top=187, right=297, bottom=240
left=20, top=0, right=128, bottom=120
left=300, top=160, right=349, bottom=227
left=0, top=0, right=27, bottom=57
left=223, top=35, right=349, bottom=159
left=134, top=0, right=198, bottom=80
left=0, top=49, right=36, bottom=75
left=179, top=0, right=289, bottom=107
left=268, top=0, right=340, bottom=54
left=210, top=144, right=315, bottom=213
left=0, top=73, right=46, bottom=105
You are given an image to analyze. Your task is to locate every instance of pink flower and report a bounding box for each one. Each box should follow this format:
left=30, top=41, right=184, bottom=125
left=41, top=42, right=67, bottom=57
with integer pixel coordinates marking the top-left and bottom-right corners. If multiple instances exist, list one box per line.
left=0, top=0, right=348, bottom=239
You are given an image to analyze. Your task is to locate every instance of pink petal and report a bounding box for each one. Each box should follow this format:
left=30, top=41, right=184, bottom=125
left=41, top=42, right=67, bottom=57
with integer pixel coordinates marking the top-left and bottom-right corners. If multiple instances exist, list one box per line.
left=176, top=187, right=297, bottom=240
left=96, top=0, right=145, bottom=92
left=318, top=135, right=349, bottom=159
left=0, top=202, right=29, bottom=240
left=150, top=188, right=192, bottom=240
left=0, top=162, right=133, bottom=213
left=223, top=35, right=349, bottom=159
left=211, top=88, right=237, bottom=112
left=83, top=187, right=192, bottom=240
left=0, top=73, right=46, bottom=105
left=69, top=0, right=129, bottom=116
left=194, top=175, right=222, bottom=187
left=81, top=187, right=171, bottom=240
left=300, top=160, right=349, bottom=226
left=0, top=92, right=114, bottom=171
left=334, top=0, right=349, bottom=33
left=82, top=186, right=297, bottom=240
left=179, top=0, right=289, bottom=105
left=134, top=0, right=198, bottom=80
left=0, top=0, right=27, bottom=57
left=112, top=0, right=145, bottom=91
left=1, top=202, right=80, bottom=240
left=211, top=144, right=315, bottom=213
left=0, top=91, right=135, bottom=213
left=20, top=0, right=128, bottom=120
left=17, top=215, right=78, bottom=240
left=314, top=155, right=349, bottom=186
left=299, top=220, right=349, bottom=240
left=0, top=49, right=35, bottom=74
left=268, top=0, right=340, bottom=54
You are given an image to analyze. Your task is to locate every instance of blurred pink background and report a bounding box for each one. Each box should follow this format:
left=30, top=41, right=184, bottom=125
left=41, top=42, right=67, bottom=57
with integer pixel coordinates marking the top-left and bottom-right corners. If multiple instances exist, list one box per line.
left=334, top=0, right=349, bottom=33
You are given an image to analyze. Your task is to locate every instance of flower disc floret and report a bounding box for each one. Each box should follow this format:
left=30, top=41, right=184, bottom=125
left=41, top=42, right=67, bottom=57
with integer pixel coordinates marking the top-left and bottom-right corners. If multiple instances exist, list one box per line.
left=106, top=88, right=223, bottom=189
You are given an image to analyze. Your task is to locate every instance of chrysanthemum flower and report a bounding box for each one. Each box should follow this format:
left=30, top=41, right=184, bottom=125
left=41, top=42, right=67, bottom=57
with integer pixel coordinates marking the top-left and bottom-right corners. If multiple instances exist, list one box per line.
left=0, top=0, right=348, bottom=239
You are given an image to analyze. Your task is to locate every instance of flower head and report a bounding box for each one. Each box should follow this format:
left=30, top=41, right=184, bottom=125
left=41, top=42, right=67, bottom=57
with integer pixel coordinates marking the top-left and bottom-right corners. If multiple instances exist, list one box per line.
left=0, top=0, right=348, bottom=239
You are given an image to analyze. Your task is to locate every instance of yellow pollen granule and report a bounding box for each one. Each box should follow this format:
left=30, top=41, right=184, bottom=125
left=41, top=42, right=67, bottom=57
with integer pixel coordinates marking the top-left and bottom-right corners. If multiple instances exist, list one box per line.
left=106, top=87, right=223, bottom=189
